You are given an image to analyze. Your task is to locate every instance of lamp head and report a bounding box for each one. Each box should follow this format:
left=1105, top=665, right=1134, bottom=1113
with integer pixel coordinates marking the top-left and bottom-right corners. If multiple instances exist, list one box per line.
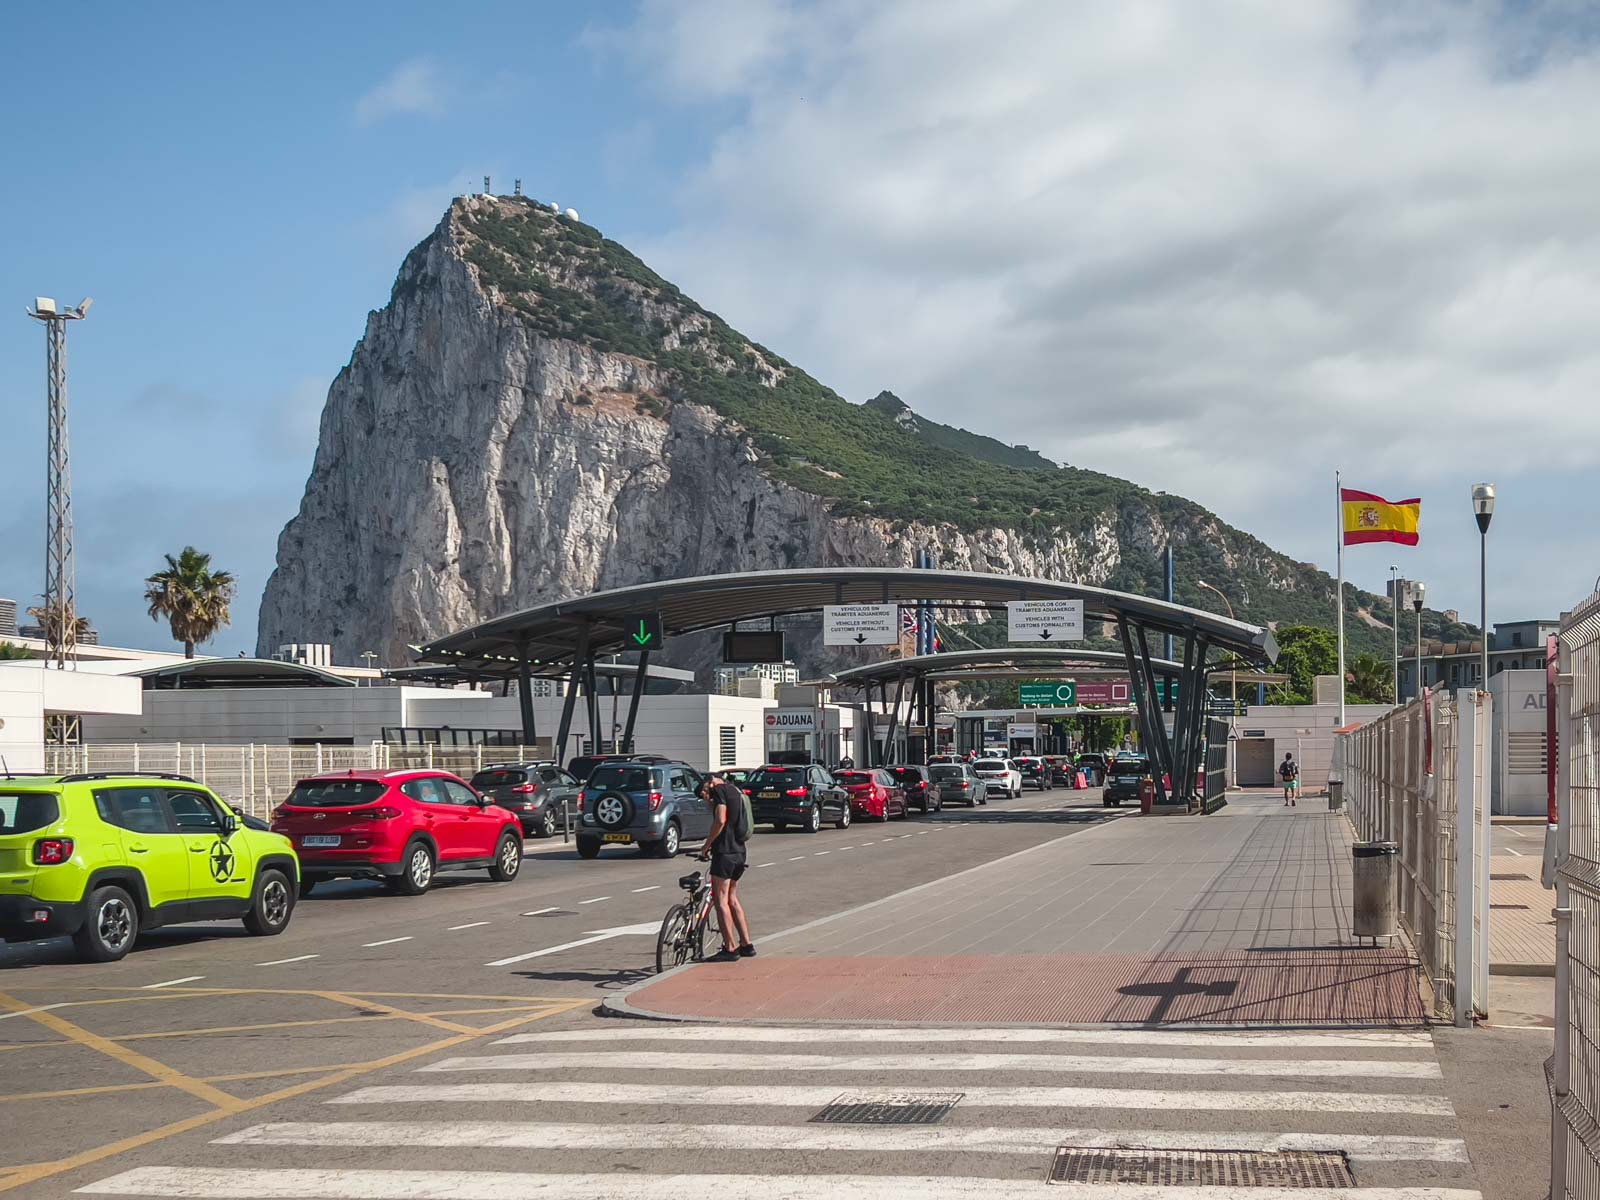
left=75, top=297, right=92, bottom=317
left=1472, top=483, right=1495, bottom=533
left=1410, top=580, right=1426, bottom=613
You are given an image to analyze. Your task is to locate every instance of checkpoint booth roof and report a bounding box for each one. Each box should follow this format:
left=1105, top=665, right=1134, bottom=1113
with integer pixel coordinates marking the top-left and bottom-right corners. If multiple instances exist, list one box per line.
left=416, top=568, right=1277, bottom=804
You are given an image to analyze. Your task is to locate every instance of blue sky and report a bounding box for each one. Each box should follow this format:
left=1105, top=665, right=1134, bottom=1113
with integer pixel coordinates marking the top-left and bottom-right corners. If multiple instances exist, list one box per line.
left=3, top=1, right=1597, bottom=657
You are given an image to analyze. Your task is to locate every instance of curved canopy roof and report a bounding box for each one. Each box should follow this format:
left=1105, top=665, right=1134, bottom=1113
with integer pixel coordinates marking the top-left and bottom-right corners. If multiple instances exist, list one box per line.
left=130, top=657, right=355, bottom=689
left=829, top=647, right=1185, bottom=689
left=417, top=567, right=1277, bottom=672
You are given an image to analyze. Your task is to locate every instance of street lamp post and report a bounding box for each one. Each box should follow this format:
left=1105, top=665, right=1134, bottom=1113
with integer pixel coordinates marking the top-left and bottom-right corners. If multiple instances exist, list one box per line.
left=1390, top=565, right=1400, bottom=705
left=1410, top=581, right=1426, bottom=703
left=1472, top=484, right=1496, bottom=691
left=1197, top=580, right=1237, bottom=785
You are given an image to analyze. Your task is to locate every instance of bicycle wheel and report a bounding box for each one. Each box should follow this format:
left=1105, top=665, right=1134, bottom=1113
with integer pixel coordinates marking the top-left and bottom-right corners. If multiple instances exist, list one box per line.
left=656, top=903, right=694, bottom=974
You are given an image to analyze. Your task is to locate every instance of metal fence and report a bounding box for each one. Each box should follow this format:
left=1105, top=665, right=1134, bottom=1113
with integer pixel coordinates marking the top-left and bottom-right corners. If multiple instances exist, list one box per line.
left=1552, top=593, right=1600, bottom=1200
left=42, top=741, right=555, bottom=819
left=1338, top=688, right=1488, bottom=1024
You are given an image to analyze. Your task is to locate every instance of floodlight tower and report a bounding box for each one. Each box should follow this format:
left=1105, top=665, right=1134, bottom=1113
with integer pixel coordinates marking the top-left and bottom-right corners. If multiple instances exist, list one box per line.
left=26, top=296, right=91, bottom=673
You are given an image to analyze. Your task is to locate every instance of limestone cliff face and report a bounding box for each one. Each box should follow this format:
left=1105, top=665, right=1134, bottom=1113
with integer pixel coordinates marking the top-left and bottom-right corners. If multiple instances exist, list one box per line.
left=257, top=196, right=1350, bottom=670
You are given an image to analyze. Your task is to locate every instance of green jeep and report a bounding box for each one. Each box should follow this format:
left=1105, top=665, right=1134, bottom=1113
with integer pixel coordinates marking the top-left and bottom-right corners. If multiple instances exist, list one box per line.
left=0, top=772, right=300, bottom=962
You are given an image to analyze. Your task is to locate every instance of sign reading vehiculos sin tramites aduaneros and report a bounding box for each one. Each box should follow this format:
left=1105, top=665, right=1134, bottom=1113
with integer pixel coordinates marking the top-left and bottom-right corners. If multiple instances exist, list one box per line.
left=822, top=604, right=899, bottom=646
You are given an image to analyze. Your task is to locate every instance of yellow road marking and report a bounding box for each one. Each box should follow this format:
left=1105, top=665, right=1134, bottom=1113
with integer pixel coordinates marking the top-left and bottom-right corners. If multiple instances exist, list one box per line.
left=311, top=990, right=480, bottom=1036
left=0, top=991, right=242, bottom=1112
left=0, top=1080, right=169, bottom=1104
left=0, top=997, right=586, bottom=1195
left=0, top=985, right=577, bottom=1002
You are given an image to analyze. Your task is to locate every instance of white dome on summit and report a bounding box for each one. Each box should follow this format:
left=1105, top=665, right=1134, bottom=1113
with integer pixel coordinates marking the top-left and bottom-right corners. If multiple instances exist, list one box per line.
left=565, top=208, right=580, bottom=221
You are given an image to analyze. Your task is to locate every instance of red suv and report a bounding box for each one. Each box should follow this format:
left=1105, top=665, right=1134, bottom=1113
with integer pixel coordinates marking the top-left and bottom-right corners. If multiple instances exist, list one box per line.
left=833, top=769, right=909, bottom=822
left=270, top=770, right=524, bottom=896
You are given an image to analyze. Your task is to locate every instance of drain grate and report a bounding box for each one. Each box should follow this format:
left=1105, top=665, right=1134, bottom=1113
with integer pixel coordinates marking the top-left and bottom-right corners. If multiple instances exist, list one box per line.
left=811, top=1091, right=963, bottom=1125
left=1491, top=873, right=1533, bottom=881
left=1491, top=903, right=1530, bottom=910
left=1049, top=1147, right=1354, bottom=1188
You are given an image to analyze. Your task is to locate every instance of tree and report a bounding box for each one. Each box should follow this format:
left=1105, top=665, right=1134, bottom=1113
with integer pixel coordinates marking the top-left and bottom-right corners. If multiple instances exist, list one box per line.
left=0, top=641, right=33, bottom=661
left=144, top=546, right=237, bottom=658
left=1348, top=654, right=1394, bottom=705
left=1272, top=624, right=1338, bottom=704
left=26, top=599, right=90, bottom=645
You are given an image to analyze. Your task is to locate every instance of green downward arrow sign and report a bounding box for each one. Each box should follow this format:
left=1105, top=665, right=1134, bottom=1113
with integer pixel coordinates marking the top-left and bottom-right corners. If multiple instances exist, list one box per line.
left=633, top=620, right=654, bottom=646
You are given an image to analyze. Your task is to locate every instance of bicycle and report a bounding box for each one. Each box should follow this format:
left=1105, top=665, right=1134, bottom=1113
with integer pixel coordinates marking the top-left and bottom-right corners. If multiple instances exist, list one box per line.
left=655, top=870, right=713, bottom=973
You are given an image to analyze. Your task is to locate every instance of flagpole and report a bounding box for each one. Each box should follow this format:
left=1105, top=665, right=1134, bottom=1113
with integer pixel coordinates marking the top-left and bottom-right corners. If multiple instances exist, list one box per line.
left=1336, top=469, right=1346, bottom=725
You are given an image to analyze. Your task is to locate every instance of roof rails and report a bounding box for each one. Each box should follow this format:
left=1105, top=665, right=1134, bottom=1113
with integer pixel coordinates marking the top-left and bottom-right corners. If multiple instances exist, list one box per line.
left=57, top=771, right=200, bottom=785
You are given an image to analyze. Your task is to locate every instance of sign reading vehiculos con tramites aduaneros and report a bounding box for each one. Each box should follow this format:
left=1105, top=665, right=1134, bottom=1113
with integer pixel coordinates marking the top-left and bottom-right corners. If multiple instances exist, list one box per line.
left=765, top=709, right=817, bottom=732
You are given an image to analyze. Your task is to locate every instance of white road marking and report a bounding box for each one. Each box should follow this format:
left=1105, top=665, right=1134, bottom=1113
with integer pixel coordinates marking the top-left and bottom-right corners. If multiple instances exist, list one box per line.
left=631, top=886, right=660, bottom=893
left=501, top=1025, right=1433, bottom=1050
left=859, top=841, right=875, bottom=846
left=256, top=954, right=319, bottom=966
left=578, top=896, right=610, bottom=904
left=813, top=850, right=831, bottom=856
left=788, top=856, right=805, bottom=861
left=141, top=976, right=204, bottom=989
left=75, top=1168, right=1485, bottom=1200
left=522, top=907, right=560, bottom=916
left=447, top=922, right=490, bottom=931
left=334, top=1081, right=1457, bottom=1116
left=483, top=921, right=659, bottom=967
left=1505, top=848, right=1522, bottom=856
left=217, top=1121, right=1468, bottom=1162
left=838, top=846, right=855, bottom=851
left=0, top=1002, right=70, bottom=1021
left=362, top=937, right=413, bottom=948
left=420, top=1050, right=1441, bottom=1079
left=756, top=863, right=775, bottom=868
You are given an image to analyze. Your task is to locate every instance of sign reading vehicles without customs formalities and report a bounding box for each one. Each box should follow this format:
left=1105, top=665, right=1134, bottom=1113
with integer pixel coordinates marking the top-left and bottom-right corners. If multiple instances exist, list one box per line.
left=1007, top=600, right=1084, bottom=643
left=822, top=603, right=899, bottom=647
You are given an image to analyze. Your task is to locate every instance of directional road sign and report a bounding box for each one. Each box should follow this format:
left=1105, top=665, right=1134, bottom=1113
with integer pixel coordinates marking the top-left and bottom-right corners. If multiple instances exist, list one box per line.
left=823, top=603, right=899, bottom=647
left=624, top=612, right=664, bottom=651
left=1006, top=599, right=1084, bottom=643
left=1019, top=681, right=1076, bottom=707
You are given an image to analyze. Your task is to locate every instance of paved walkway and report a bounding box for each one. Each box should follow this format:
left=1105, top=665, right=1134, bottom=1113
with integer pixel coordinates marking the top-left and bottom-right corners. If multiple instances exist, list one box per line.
left=613, top=795, right=1424, bottom=1027
left=1488, top=856, right=1556, bottom=976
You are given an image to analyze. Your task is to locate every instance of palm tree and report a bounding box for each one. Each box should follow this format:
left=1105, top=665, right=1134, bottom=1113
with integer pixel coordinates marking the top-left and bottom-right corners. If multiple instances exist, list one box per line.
left=1348, top=653, right=1394, bottom=705
left=26, top=599, right=90, bottom=645
left=144, top=547, right=237, bottom=659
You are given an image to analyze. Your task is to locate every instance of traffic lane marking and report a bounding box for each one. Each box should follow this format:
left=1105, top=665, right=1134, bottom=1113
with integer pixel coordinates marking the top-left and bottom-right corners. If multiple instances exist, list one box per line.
left=507, top=1025, right=1433, bottom=1050
left=74, top=1168, right=1487, bottom=1199
left=335, top=1081, right=1458, bottom=1117
left=142, top=977, right=205, bottom=990
left=631, top=886, right=660, bottom=893
left=217, top=1120, right=1469, bottom=1162
left=484, top=922, right=659, bottom=968
left=447, top=922, right=490, bottom=931
left=361, top=937, right=413, bottom=948
left=578, top=896, right=610, bottom=904
left=256, top=955, right=319, bottom=966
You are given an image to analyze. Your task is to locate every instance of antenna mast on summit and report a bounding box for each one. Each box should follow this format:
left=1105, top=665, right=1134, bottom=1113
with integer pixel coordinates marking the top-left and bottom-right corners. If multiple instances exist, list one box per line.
left=26, top=296, right=91, bottom=686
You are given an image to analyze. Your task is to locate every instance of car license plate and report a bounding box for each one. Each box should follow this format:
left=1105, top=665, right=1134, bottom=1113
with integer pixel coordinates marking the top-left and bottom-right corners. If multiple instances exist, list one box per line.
left=602, top=833, right=633, bottom=844
left=301, top=835, right=341, bottom=848
left=760, top=790, right=779, bottom=799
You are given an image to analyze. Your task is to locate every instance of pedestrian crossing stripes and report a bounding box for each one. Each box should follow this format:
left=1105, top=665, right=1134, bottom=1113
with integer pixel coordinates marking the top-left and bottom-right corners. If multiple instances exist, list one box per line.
left=76, top=1024, right=1480, bottom=1200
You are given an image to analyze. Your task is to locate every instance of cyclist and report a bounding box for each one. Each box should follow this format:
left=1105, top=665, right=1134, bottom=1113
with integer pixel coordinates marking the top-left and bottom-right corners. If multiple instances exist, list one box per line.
left=1279, top=752, right=1300, bottom=806
left=698, top=770, right=755, bottom=961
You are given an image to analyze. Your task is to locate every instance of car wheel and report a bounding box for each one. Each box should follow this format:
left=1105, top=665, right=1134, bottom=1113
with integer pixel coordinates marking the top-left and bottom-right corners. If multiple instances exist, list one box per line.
left=1103, top=798, right=1113, bottom=807
left=489, top=832, right=522, bottom=881
left=538, top=808, right=557, bottom=839
left=393, top=842, right=435, bottom=895
left=298, top=875, right=323, bottom=897
left=836, top=805, right=851, bottom=830
left=73, top=885, right=139, bottom=963
left=244, top=869, right=294, bottom=936
left=805, top=806, right=821, bottom=834
left=657, top=820, right=682, bottom=858
left=978, top=794, right=987, bottom=806
left=772, top=821, right=786, bottom=832
left=918, top=800, right=929, bottom=814
left=576, top=839, right=601, bottom=860
left=877, top=808, right=890, bottom=822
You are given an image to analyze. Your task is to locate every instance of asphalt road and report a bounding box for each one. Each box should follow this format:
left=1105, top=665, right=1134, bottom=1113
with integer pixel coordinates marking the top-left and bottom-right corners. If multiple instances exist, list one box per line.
left=1490, top=821, right=1549, bottom=858
left=0, top=786, right=1113, bottom=1196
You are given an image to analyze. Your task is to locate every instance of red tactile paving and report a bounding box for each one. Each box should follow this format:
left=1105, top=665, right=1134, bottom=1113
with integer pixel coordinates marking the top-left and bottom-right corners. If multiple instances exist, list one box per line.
left=621, top=950, right=1426, bottom=1027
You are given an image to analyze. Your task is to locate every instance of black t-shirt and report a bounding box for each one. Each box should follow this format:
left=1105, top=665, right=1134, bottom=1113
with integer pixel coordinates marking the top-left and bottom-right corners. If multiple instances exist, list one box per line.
left=709, top=781, right=748, bottom=855
left=1280, top=759, right=1299, bottom=780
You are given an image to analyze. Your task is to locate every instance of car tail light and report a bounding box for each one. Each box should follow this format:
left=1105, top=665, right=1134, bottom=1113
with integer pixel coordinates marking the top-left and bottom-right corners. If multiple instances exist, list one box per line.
left=511, top=783, right=538, bottom=794
left=33, top=838, right=73, bottom=865
left=648, top=791, right=664, bottom=810
left=576, top=791, right=586, bottom=804
left=784, top=787, right=807, bottom=797
left=354, top=806, right=402, bottom=821
left=270, top=806, right=286, bottom=822
left=742, top=787, right=755, bottom=795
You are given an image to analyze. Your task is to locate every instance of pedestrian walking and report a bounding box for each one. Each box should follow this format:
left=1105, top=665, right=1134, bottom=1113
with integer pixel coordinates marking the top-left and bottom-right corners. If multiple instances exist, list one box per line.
left=1279, top=752, right=1300, bottom=806
left=698, top=770, right=755, bottom=962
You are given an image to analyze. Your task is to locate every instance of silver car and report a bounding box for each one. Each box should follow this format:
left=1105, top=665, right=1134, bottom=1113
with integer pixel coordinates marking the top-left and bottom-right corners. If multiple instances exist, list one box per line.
left=929, top=763, right=986, bottom=807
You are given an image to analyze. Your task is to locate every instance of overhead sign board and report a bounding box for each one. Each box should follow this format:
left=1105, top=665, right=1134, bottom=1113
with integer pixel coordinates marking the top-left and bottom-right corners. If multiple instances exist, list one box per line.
left=723, top=630, right=786, bottom=663
left=765, top=708, right=817, bottom=732
left=1206, top=699, right=1247, bottom=717
left=1019, top=681, right=1076, bottom=707
left=1007, top=722, right=1038, bottom=739
left=1007, top=600, right=1083, bottom=643
left=624, top=612, right=664, bottom=651
left=1076, top=679, right=1134, bottom=706
left=823, top=603, right=899, bottom=646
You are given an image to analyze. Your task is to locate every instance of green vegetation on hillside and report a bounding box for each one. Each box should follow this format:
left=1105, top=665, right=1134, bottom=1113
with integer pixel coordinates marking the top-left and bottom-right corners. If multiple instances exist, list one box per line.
left=863, top=391, right=1056, bottom=471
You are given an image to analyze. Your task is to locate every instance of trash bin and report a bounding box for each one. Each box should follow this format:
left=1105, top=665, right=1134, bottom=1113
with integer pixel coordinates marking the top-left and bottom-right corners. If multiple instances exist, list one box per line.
left=1139, top=778, right=1155, bottom=814
left=1352, top=841, right=1397, bottom=943
left=1327, top=780, right=1344, bottom=812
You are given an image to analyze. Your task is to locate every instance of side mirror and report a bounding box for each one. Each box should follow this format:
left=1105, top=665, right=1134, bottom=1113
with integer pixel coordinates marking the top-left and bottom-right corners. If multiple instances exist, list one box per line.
left=222, top=813, right=239, bottom=836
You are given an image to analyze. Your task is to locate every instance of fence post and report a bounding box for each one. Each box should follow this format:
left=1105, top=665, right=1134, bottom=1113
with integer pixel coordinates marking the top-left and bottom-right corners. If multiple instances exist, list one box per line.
left=1551, top=668, right=1573, bottom=1200
left=1454, top=689, right=1480, bottom=1026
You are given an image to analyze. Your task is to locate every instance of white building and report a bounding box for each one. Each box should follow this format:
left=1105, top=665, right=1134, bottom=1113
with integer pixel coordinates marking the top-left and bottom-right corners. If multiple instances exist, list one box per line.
left=0, top=665, right=143, bottom=772
left=1488, top=668, right=1549, bottom=817
left=713, top=661, right=800, bottom=700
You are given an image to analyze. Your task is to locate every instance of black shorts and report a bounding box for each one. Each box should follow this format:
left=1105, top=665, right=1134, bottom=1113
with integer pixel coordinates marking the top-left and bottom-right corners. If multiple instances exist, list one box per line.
left=710, top=853, right=747, bottom=882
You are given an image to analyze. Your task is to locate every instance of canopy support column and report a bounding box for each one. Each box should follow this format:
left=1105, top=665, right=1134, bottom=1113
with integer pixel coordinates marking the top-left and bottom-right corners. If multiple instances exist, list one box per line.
left=1118, top=618, right=1168, bottom=806
left=1135, top=624, right=1178, bottom=797
left=882, top=673, right=907, bottom=765
left=621, top=650, right=649, bottom=755
left=515, top=639, right=538, bottom=749
left=584, top=657, right=601, bottom=753
left=554, top=623, right=590, bottom=764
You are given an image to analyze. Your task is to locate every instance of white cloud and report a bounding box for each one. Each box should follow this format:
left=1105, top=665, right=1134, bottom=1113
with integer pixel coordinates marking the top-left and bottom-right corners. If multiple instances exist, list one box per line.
left=599, top=0, right=1600, bottom=618
left=355, top=59, right=448, bottom=125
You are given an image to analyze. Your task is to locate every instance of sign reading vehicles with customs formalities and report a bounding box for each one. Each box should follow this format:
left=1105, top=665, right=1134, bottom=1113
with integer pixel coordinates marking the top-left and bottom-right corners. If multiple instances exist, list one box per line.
left=1006, top=599, right=1084, bottom=643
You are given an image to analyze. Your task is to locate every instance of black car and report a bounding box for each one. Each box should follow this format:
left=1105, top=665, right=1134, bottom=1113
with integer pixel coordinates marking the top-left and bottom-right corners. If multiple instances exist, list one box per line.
left=1103, top=756, right=1151, bottom=807
left=469, top=761, right=582, bottom=837
left=1015, top=757, right=1053, bottom=791
left=884, top=765, right=942, bottom=813
left=1075, top=753, right=1108, bottom=786
left=744, top=765, right=851, bottom=832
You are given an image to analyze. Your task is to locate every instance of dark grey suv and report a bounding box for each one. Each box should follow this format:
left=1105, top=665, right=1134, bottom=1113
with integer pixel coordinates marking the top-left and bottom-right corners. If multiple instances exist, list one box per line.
left=576, top=760, right=709, bottom=859
left=469, top=762, right=581, bottom=838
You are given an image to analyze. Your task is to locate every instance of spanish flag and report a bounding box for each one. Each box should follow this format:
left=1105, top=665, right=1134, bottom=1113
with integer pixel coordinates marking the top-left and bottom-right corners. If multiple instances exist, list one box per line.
left=1341, top=487, right=1421, bottom=546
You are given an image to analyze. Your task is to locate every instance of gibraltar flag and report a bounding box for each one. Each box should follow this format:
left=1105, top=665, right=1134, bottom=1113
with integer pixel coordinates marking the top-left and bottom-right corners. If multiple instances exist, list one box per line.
left=1341, top=488, right=1421, bottom=546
